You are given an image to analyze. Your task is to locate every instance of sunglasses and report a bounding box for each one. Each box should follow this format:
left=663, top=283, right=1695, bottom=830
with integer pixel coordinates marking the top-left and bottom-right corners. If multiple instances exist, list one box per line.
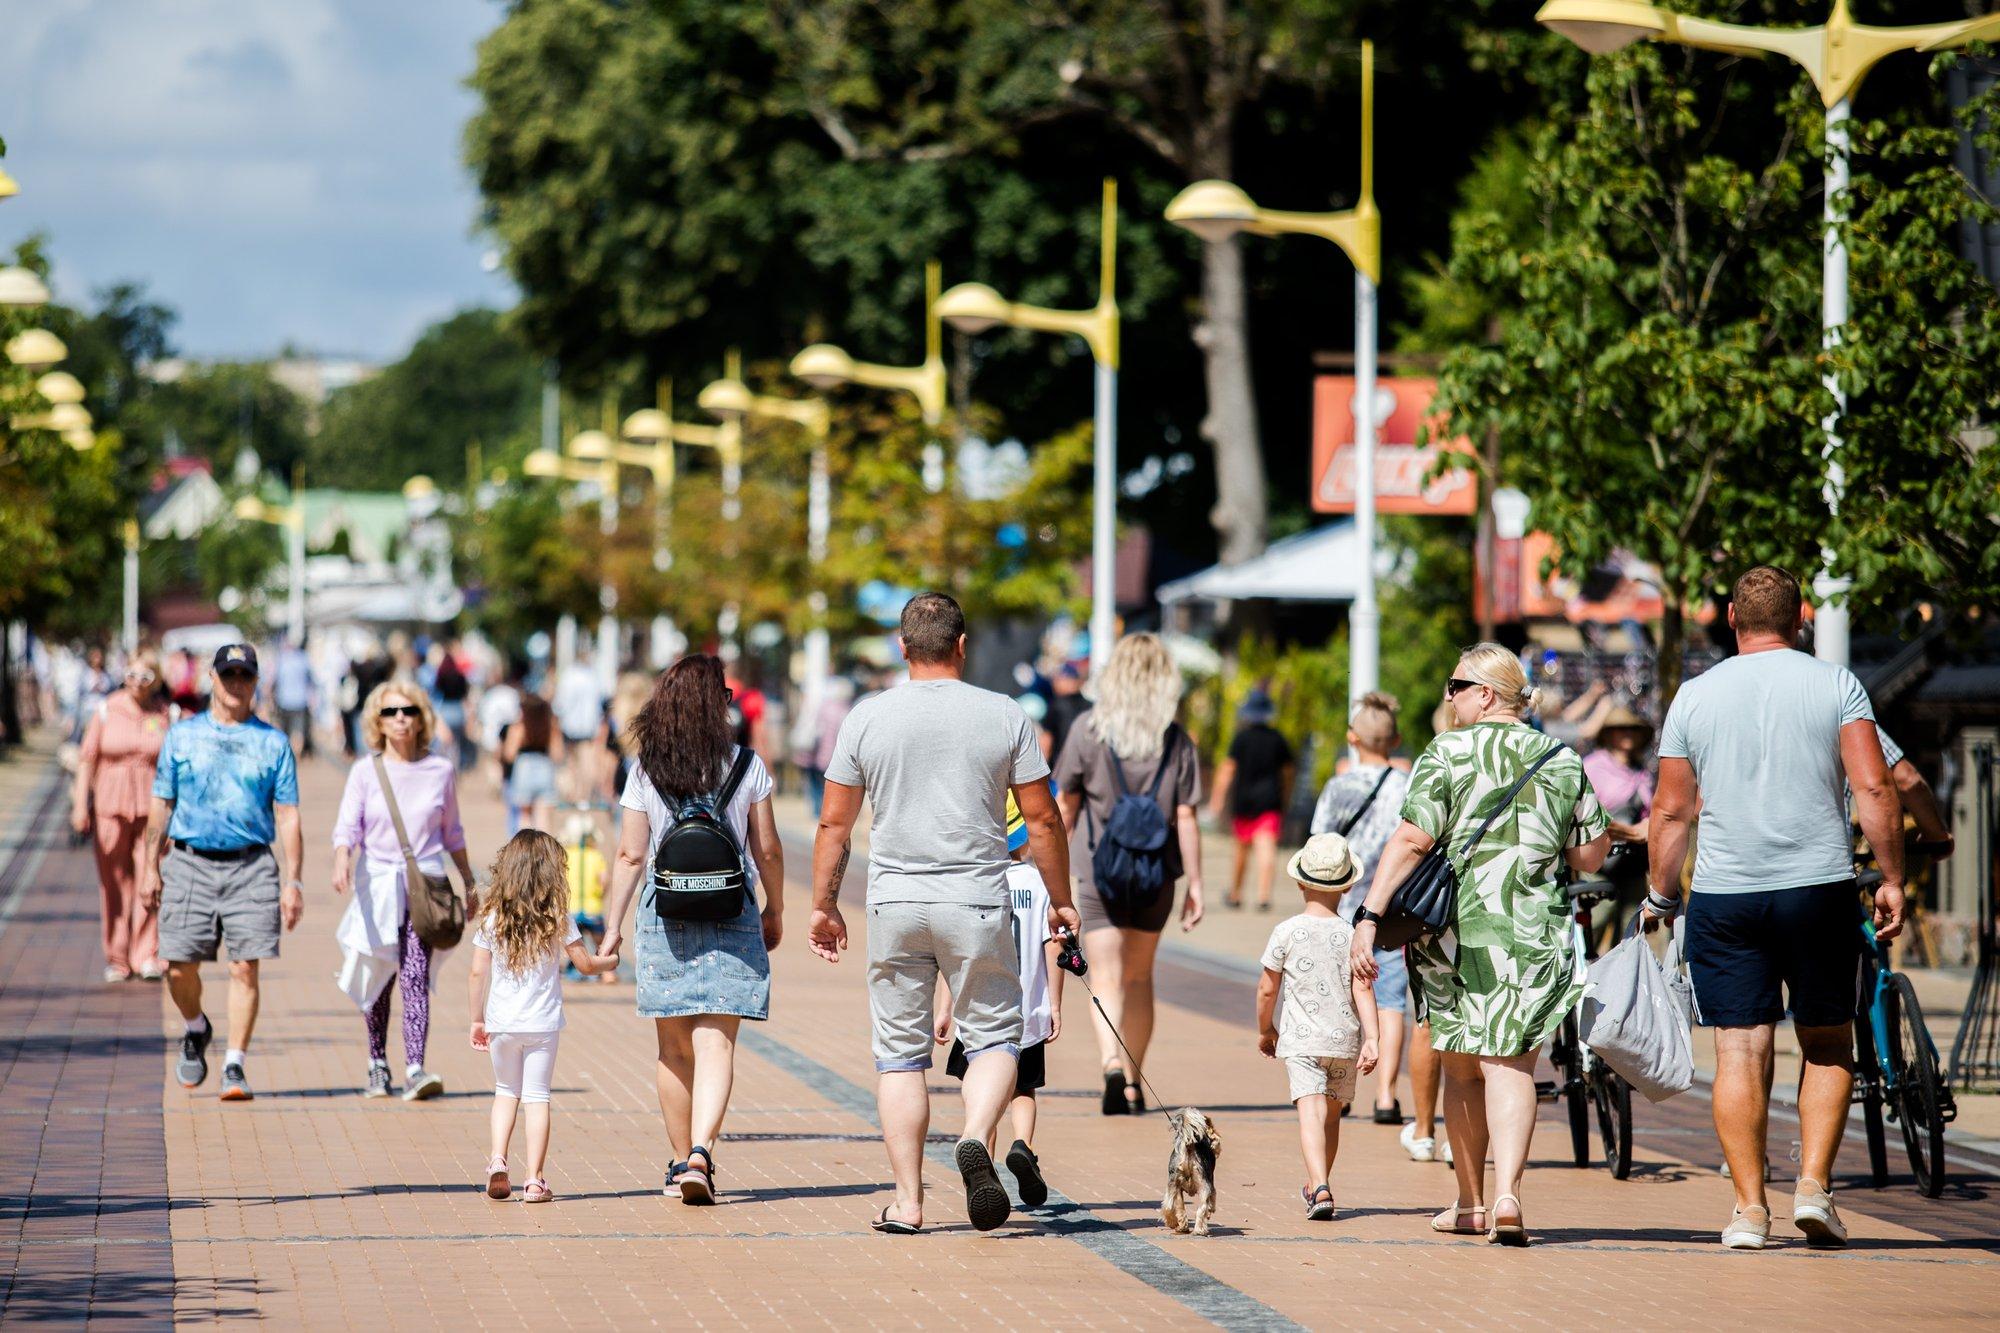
left=217, top=668, right=257, bottom=683
left=1444, top=678, right=1483, bottom=700
left=378, top=705, right=423, bottom=719
left=125, top=670, right=157, bottom=685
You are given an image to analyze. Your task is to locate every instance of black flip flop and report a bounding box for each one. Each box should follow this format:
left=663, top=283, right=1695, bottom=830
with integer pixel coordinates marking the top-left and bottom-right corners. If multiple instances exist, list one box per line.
left=870, top=1205, right=921, bottom=1235
left=955, top=1139, right=1011, bottom=1232
left=1005, top=1139, right=1049, bottom=1208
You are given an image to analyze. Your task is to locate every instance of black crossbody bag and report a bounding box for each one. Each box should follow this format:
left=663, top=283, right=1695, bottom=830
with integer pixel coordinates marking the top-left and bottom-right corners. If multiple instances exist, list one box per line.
left=1367, top=744, right=1564, bottom=951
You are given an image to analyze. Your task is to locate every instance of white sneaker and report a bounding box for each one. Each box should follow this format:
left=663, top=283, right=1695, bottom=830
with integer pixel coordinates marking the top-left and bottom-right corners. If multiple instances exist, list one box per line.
left=1439, top=1134, right=1454, bottom=1165
left=1399, top=1121, right=1436, bottom=1163
left=1793, top=1180, right=1848, bottom=1248
left=1721, top=1205, right=1771, bottom=1251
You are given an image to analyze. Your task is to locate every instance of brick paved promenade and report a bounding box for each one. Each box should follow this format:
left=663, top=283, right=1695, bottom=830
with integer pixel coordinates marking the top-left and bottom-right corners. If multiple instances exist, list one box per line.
left=4, top=741, right=1998, bottom=1328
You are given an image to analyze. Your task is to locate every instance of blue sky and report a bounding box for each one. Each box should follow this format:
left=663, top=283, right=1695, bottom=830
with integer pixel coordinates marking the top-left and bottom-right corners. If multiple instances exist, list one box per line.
left=0, top=1, right=514, bottom=361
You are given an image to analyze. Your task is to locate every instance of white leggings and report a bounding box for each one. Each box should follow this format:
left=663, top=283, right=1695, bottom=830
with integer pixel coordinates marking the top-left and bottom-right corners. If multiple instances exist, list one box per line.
left=489, top=1031, right=560, bottom=1104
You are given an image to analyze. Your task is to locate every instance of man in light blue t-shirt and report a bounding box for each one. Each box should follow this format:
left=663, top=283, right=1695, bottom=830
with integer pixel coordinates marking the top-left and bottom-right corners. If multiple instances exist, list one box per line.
left=1644, top=566, right=1903, bottom=1253
left=141, top=644, right=304, bottom=1103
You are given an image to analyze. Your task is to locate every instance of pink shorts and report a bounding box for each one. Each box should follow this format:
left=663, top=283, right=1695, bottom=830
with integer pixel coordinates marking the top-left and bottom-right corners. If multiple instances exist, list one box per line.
left=1232, top=810, right=1282, bottom=843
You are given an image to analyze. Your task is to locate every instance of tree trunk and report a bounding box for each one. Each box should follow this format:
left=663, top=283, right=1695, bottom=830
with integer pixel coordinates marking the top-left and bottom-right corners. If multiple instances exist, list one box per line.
left=1657, top=593, right=1686, bottom=716
left=0, top=622, right=19, bottom=748
left=1194, top=233, right=1267, bottom=566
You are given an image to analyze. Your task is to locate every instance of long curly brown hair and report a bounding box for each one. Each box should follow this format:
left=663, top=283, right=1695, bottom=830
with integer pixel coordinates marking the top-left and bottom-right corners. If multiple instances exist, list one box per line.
left=476, top=830, right=569, bottom=973
left=630, top=655, right=733, bottom=803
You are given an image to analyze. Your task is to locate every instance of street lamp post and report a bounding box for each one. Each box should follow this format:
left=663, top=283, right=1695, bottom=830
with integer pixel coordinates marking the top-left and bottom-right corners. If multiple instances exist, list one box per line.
left=1164, top=42, right=1382, bottom=704
left=232, top=468, right=307, bottom=646
left=1535, top=0, right=2000, bottom=667
left=936, top=183, right=1121, bottom=676
left=791, top=260, right=948, bottom=482
left=697, top=367, right=833, bottom=742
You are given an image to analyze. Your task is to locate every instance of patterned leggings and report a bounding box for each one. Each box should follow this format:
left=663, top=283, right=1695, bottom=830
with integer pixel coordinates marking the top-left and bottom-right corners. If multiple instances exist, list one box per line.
left=365, top=918, right=432, bottom=1068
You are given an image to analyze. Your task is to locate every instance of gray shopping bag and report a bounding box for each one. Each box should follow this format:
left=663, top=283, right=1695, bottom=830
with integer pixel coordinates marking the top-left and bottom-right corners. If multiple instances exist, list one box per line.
left=1579, top=926, right=1695, bottom=1103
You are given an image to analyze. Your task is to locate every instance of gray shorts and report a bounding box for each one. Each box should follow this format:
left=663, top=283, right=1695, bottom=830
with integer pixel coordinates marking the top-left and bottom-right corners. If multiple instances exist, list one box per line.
left=158, top=847, right=282, bottom=963
left=866, top=901, right=1022, bottom=1073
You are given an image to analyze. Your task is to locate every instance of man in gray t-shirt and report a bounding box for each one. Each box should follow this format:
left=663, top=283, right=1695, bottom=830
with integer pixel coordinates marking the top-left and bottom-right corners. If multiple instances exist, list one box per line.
left=1644, top=566, right=1904, bottom=1253
left=810, top=591, right=1075, bottom=1235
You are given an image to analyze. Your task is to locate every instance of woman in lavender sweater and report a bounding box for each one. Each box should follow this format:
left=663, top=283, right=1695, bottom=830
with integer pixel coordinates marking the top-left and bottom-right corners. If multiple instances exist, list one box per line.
left=333, top=680, right=479, bottom=1101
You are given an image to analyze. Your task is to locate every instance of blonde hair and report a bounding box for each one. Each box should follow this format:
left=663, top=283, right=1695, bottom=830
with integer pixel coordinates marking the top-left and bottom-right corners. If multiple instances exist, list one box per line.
left=1348, top=690, right=1401, bottom=754
left=1454, top=642, right=1543, bottom=717
left=1087, top=633, right=1182, bottom=761
left=361, top=677, right=436, bottom=754
left=476, top=830, right=570, bottom=972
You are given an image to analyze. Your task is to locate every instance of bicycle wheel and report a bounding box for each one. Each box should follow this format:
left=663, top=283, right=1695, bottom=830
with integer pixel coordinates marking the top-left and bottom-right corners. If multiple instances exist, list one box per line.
left=1853, top=1009, right=1890, bottom=1189
left=1557, top=1018, right=1590, bottom=1168
left=1591, top=1067, right=1634, bottom=1181
left=1886, top=975, right=1947, bottom=1198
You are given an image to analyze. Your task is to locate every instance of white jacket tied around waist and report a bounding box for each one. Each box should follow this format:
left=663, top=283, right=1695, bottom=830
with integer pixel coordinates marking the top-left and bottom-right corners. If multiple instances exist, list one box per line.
left=335, top=854, right=446, bottom=1010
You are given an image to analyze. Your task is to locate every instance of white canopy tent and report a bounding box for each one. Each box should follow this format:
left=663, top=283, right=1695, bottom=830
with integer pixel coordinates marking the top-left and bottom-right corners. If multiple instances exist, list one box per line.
left=1157, top=521, right=1391, bottom=607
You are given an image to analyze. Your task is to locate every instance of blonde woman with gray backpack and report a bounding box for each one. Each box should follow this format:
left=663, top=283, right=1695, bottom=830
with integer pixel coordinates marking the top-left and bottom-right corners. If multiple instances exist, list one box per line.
left=598, top=655, right=784, bottom=1205
left=1054, top=633, right=1205, bottom=1115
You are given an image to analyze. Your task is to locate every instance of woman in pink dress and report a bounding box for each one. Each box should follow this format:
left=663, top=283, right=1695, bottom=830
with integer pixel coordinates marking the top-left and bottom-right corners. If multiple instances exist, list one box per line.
left=70, top=650, right=173, bottom=982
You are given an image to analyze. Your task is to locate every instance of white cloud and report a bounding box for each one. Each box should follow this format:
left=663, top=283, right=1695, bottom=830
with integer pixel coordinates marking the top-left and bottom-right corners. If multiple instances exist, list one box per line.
left=0, top=0, right=513, bottom=358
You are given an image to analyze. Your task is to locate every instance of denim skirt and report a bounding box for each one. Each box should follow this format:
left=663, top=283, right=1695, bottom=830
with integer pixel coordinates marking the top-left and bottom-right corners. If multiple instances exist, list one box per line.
left=635, top=888, right=771, bottom=1021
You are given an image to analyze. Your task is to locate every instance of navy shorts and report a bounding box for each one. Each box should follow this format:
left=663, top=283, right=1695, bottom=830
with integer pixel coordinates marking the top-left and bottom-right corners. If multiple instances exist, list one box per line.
left=1683, top=881, right=1860, bottom=1029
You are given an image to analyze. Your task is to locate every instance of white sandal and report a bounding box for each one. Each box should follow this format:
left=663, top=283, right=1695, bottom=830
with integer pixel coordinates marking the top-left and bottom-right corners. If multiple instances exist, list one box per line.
left=1489, top=1193, right=1528, bottom=1246
left=484, top=1157, right=510, bottom=1200
left=1430, top=1203, right=1486, bottom=1234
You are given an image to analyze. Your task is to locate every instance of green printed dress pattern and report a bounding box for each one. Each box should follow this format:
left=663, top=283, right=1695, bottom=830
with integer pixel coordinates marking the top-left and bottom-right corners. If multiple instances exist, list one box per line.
left=1400, top=722, right=1607, bottom=1057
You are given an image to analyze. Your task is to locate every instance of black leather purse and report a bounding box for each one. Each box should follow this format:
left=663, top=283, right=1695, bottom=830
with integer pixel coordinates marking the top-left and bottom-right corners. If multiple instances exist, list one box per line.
left=1364, top=743, right=1565, bottom=951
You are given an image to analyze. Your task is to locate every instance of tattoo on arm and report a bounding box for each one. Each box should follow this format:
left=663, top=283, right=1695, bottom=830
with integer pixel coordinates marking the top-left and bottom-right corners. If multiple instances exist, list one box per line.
left=829, top=840, right=851, bottom=892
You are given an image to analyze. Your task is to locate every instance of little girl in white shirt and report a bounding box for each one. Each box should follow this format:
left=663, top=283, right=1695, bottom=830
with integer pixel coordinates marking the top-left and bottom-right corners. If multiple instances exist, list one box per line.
left=469, top=830, right=615, bottom=1202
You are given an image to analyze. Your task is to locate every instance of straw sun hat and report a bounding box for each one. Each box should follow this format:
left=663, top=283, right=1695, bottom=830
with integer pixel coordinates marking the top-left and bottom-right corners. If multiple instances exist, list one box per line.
left=1285, top=832, right=1362, bottom=894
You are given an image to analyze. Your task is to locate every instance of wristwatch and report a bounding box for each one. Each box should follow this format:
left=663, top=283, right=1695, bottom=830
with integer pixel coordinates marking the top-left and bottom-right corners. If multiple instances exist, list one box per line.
left=1352, top=906, right=1384, bottom=927
left=284, top=878, right=305, bottom=890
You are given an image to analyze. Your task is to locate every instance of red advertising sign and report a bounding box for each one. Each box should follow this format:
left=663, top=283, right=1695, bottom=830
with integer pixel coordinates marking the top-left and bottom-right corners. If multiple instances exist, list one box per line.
left=1311, top=375, right=1477, bottom=515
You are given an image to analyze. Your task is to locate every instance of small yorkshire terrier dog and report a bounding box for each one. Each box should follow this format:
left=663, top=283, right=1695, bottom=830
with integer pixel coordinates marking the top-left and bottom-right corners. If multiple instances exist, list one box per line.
left=1161, top=1107, right=1221, bottom=1235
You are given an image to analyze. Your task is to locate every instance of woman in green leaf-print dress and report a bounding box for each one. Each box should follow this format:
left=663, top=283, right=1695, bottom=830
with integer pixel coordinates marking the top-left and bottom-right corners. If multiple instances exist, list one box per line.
left=1352, top=645, right=1609, bottom=1246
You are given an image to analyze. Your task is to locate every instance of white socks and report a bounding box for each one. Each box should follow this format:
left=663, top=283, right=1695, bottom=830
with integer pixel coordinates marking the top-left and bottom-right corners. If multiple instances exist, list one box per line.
left=405, top=1063, right=424, bottom=1080
left=185, top=1015, right=209, bottom=1035
left=224, top=1048, right=246, bottom=1070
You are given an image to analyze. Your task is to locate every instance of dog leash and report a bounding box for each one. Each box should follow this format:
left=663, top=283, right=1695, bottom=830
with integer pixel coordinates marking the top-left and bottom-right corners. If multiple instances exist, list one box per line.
left=1057, top=930, right=1174, bottom=1123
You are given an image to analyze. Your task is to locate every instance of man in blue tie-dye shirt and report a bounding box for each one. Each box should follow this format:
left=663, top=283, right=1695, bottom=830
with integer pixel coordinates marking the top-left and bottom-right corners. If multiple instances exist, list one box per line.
left=141, top=643, right=304, bottom=1102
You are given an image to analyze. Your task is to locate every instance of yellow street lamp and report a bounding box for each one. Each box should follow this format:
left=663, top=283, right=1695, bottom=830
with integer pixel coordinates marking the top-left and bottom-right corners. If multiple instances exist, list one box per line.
left=232, top=473, right=308, bottom=645
left=0, top=266, right=49, bottom=307
left=791, top=261, right=947, bottom=424
left=45, top=402, right=91, bottom=434
left=937, top=179, right=1121, bottom=674
left=36, top=371, right=84, bottom=405
left=6, top=329, right=67, bottom=370
left=1165, top=41, right=1382, bottom=704
left=1535, top=0, right=2000, bottom=668
left=699, top=351, right=834, bottom=721
left=0, top=167, right=17, bottom=202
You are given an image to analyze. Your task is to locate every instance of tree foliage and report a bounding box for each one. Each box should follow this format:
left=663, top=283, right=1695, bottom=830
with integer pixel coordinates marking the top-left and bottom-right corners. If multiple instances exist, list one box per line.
left=311, top=309, right=541, bottom=488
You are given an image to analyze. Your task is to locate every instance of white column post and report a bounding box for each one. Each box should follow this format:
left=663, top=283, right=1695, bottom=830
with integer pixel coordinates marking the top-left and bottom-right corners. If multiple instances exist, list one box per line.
left=1089, top=359, right=1119, bottom=676
left=597, top=477, right=619, bottom=693
left=287, top=514, right=307, bottom=647
left=1814, top=97, right=1853, bottom=667
left=1349, top=270, right=1381, bottom=702
left=802, top=439, right=832, bottom=742
left=122, top=520, right=140, bottom=654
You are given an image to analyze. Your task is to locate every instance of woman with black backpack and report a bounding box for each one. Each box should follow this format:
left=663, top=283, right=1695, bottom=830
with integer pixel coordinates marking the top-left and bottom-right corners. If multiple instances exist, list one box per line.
left=598, top=656, right=784, bottom=1205
left=1053, top=633, right=1204, bottom=1115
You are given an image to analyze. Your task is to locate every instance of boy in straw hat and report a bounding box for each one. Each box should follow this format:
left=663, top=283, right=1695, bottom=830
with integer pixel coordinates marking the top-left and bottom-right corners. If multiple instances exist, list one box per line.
left=1256, top=832, right=1380, bottom=1221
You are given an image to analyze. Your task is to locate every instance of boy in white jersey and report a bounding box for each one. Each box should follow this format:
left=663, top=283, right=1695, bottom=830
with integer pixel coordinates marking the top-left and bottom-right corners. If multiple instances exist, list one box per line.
left=939, top=788, right=1064, bottom=1206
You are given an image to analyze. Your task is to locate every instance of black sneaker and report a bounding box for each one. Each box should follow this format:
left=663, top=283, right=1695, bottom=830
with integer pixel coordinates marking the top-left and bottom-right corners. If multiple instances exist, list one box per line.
left=219, top=1063, right=253, bottom=1102
left=1005, top=1140, right=1049, bottom=1208
left=364, top=1065, right=392, bottom=1099
left=177, top=1020, right=212, bottom=1088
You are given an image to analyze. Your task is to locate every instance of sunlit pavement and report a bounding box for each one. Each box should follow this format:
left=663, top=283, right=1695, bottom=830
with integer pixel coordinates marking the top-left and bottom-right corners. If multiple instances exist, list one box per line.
left=3, top=748, right=1997, bottom=1328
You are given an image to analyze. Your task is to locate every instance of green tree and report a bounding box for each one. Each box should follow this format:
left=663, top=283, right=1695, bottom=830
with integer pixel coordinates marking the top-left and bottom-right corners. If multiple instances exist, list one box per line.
left=151, top=362, right=311, bottom=481
left=455, top=485, right=603, bottom=650
left=311, top=309, right=541, bottom=488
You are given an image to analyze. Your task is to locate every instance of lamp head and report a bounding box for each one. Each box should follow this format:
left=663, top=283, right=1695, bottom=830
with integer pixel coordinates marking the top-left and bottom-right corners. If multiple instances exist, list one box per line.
left=401, top=475, right=437, bottom=500
left=522, top=449, right=567, bottom=479
left=790, top=343, right=857, bottom=390
left=566, top=429, right=613, bottom=461
left=0, top=168, right=17, bottom=201
left=64, top=428, right=95, bottom=452
left=6, top=328, right=67, bottom=369
left=1534, top=0, right=1668, bottom=54
left=46, top=402, right=91, bottom=433
left=935, top=282, right=1011, bottom=335
left=697, top=377, right=754, bottom=419
left=622, top=408, right=670, bottom=444
left=0, top=266, right=50, bottom=307
left=1164, top=180, right=1262, bottom=243
left=232, top=496, right=268, bottom=522
left=35, top=371, right=85, bottom=405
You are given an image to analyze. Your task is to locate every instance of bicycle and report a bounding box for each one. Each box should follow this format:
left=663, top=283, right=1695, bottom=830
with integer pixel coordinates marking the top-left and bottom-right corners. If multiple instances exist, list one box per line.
left=1539, top=880, right=1635, bottom=1180
left=1852, top=865, right=1956, bottom=1197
